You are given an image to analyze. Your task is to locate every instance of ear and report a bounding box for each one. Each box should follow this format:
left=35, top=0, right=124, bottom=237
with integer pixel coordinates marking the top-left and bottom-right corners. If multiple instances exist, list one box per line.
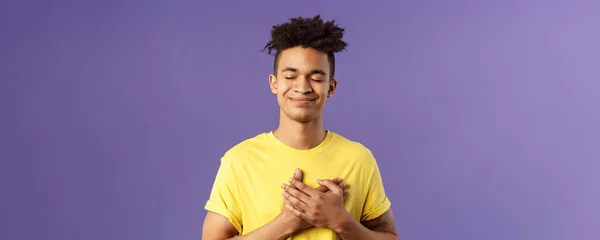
left=327, top=79, right=338, bottom=98
left=269, top=74, right=278, bottom=94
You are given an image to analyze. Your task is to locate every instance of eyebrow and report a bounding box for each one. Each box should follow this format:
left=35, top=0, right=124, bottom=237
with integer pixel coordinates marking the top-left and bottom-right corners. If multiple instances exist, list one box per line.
left=281, top=67, right=326, bottom=75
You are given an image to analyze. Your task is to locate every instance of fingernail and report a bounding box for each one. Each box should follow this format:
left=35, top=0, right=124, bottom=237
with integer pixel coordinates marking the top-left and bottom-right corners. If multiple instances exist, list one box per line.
left=288, top=178, right=292, bottom=182
left=317, top=179, right=322, bottom=183
left=281, top=184, right=285, bottom=189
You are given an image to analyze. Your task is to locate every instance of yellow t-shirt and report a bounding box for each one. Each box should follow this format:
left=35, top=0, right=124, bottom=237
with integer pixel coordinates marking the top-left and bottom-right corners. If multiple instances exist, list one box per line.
left=204, top=130, right=391, bottom=239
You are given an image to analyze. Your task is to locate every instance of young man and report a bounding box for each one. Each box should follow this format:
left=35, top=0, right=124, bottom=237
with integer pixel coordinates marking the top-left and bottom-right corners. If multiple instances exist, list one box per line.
left=202, top=15, right=398, bottom=240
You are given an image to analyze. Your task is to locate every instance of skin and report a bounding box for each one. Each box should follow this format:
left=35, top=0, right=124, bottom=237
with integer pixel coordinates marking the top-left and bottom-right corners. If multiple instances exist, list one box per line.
left=283, top=179, right=399, bottom=240
left=202, top=46, right=398, bottom=239
left=202, top=169, right=348, bottom=240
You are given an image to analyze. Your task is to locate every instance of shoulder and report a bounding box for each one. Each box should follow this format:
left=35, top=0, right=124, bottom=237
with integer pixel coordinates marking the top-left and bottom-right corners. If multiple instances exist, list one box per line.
left=329, top=131, right=377, bottom=164
left=220, top=132, right=271, bottom=164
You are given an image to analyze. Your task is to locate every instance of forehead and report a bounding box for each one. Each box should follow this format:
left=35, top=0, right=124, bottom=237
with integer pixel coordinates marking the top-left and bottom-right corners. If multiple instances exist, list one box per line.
left=277, top=46, right=329, bottom=73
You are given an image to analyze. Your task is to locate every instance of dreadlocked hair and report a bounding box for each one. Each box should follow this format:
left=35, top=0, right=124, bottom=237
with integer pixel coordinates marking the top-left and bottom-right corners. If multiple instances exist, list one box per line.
left=262, top=14, right=348, bottom=80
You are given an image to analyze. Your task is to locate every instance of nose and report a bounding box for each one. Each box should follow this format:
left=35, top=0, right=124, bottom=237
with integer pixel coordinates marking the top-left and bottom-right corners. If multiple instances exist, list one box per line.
left=294, top=76, right=313, bottom=93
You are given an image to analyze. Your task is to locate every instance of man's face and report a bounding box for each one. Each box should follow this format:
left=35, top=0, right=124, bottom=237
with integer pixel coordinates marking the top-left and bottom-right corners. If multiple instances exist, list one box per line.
left=269, top=46, right=337, bottom=123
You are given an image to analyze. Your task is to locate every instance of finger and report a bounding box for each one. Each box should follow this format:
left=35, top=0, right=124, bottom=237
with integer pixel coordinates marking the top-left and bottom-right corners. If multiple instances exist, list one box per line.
left=282, top=189, right=311, bottom=211
left=285, top=203, right=306, bottom=218
left=317, top=179, right=343, bottom=195
left=316, top=184, right=343, bottom=193
left=315, top=184, right=329, bottom=193
left=286, top=204, right=314, bottom=223
left=289, top=178, right=318, bottom=196
left=293, top=168, right=304, bottom=182
left=282, top=183, right=312, bottom=204
left=333, top=178, right=345, bottom=187
left=339, top=181, right=349, bottom=195
left=332, top=177, right=342, bottom=184
left=316, top=178, right=346, bottom=193
left=288, top=169, right=303, bottom=191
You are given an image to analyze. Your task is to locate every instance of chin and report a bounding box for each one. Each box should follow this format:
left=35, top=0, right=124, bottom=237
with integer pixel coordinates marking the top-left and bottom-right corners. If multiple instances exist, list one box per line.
left=291, top=116, right=313, bottom=123
left=286, top=112, right=317, bottom=123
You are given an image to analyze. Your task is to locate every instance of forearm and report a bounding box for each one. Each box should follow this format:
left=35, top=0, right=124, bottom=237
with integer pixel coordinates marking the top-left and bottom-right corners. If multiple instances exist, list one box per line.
left=334, top=213, right=399, bottom=240
left=226, top=214, right=296, bottom=240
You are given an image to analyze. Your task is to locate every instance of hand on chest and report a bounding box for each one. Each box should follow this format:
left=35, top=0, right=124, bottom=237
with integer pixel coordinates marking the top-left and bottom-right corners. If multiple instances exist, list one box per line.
left=237, top=153, right=368, bottom=224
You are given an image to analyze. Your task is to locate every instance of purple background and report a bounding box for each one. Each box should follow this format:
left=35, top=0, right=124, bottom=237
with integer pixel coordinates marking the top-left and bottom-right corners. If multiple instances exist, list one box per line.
left=1, top=0, right=599, bottom=239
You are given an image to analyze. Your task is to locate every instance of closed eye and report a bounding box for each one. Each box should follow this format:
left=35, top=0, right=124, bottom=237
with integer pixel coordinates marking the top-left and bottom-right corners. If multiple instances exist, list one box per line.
left=283, top=76, right=323, bottom=81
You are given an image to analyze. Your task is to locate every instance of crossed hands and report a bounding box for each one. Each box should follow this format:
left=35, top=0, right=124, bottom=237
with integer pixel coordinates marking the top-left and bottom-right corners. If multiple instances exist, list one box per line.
left=279, top=168, right=350, bottom=232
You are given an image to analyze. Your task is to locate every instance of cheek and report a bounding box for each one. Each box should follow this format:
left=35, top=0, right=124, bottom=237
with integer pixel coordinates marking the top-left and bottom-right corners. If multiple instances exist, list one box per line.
left=313, top=85, right=329, bottom=96
left=277, top=82, right=292, bottom=96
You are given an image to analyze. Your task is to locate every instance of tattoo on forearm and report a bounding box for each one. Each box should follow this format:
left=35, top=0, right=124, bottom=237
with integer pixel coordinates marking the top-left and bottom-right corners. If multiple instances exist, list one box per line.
left=361, top=211, right=397, bottom=235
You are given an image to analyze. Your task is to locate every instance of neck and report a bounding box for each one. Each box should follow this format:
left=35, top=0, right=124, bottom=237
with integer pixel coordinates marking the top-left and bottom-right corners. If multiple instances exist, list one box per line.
left=273, top=112, right=327, bottom=150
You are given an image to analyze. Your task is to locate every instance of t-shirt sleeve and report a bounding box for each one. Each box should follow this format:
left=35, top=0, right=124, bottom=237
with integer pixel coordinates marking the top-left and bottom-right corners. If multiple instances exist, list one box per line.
left=360, top=150, right=392, bottom=222
left=204, top=156, right=243, bottom=233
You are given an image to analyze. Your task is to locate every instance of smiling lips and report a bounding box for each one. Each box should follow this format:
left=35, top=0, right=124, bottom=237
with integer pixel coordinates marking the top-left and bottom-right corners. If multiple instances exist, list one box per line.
left=289, top=97, right=315, bottom=104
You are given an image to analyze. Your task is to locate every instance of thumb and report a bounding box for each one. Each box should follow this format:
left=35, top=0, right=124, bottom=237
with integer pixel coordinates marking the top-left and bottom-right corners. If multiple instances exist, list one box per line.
left=294, top=168, right=303, bottom=181
left=317, top=179, right=342, bottom=194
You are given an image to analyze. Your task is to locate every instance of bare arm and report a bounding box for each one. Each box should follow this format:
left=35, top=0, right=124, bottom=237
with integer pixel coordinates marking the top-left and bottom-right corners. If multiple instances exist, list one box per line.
left=202, top=168, right=349, bottom=240
left=201, top=211, right=298, bottom=240
left=202, top=212, right=238, bottom=240
left=335, top=210, right=399, bottom=240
